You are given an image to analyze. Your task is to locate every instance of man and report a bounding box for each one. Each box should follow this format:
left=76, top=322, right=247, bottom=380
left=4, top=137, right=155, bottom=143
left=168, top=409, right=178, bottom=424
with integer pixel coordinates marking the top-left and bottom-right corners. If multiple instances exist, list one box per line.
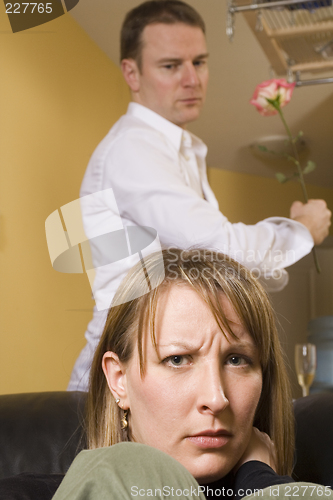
left=68, top=0, right=331, bottom=391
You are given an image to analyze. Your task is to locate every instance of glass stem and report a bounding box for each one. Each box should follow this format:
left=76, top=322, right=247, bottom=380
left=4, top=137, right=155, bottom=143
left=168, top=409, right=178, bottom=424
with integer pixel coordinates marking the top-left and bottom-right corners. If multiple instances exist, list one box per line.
left=302, top=385, right=309, bottom=397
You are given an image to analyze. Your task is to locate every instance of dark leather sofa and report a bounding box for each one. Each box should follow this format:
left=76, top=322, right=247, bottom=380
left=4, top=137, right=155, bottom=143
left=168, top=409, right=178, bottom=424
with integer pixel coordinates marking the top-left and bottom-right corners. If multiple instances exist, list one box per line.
left=0, top=391, right=86, bottom=500
left=0, top=391, right=332, bottom=499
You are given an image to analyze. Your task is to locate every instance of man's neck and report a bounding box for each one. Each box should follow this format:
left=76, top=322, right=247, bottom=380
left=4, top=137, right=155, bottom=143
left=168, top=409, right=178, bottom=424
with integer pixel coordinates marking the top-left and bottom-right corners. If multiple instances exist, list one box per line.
left=130, top=98, right=187, bottom=130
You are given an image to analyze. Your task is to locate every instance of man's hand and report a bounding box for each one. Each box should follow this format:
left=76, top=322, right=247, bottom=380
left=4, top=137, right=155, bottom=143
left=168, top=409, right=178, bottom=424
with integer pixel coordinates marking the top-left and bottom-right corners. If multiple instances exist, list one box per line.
left=290, top=199, right=331, bottom=246
left=234, top=427, right=276, bottom=473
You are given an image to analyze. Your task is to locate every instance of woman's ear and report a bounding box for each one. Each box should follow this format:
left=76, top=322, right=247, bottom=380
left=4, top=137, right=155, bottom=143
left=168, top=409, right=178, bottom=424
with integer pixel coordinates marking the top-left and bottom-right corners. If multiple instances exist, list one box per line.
left=121, top=58, right=141, bottom=93
left=102, top=352, right=130, bottom=409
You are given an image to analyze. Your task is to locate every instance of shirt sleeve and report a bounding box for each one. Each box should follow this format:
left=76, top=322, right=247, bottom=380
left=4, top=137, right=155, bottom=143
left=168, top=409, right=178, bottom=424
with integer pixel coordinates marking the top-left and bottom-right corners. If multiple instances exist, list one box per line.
left=101, top=129, right=313, bottom=291
left=234, top=461, right=294, bottom=499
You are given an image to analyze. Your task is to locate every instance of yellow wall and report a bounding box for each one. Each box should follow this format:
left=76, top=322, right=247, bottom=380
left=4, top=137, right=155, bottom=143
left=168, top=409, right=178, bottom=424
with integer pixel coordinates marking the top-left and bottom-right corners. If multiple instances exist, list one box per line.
left=1, top=6, right=333, bottom=395
left=0, top=7, right=130, bottom=394
left=208, top=167, right=333, bottom=229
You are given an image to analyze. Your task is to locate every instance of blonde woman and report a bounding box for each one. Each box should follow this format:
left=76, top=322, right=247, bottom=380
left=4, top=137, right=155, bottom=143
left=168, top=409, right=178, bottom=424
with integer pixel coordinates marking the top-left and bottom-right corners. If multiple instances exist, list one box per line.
left=53, top=249, right=323, bottom=500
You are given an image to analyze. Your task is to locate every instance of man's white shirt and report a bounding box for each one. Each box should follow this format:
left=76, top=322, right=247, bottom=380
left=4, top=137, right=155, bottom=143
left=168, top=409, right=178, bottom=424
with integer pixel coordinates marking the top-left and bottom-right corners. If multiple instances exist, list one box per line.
left=68, top=102, right=313, bottom=391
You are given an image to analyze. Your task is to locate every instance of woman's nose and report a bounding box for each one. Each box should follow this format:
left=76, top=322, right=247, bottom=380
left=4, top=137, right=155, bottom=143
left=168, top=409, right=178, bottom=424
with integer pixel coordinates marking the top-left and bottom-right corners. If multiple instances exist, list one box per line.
left=196, top=364, right=229, bottom=415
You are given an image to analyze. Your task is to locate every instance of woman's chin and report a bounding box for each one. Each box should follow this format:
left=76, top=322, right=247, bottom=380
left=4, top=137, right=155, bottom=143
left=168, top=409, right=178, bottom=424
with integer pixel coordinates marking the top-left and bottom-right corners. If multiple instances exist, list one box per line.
left=187, top=456, right=236, bottom=485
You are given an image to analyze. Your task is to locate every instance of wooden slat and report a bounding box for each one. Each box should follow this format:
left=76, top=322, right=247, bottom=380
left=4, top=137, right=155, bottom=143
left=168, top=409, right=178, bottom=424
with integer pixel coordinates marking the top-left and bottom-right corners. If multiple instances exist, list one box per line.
left=243, top=11, right=288, bottom=74
left=268, top=22, right=333, bottom=38
left=291, top=60, right=333, bottom=71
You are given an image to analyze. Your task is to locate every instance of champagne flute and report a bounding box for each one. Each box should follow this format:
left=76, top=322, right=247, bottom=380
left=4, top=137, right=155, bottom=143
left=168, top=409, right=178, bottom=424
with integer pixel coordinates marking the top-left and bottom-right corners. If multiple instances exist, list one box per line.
left=295, top=343, right=317, bottom=397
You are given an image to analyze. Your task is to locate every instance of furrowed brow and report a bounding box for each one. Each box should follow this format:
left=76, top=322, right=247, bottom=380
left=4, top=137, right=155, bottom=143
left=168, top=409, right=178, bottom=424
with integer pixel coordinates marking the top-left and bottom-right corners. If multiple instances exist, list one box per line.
left=157, top=341, right=198, bottom=350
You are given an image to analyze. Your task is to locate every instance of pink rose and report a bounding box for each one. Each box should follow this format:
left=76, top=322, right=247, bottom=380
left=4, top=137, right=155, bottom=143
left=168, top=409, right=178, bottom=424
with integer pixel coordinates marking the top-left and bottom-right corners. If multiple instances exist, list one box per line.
left=250, top=79, right=296, bottom=116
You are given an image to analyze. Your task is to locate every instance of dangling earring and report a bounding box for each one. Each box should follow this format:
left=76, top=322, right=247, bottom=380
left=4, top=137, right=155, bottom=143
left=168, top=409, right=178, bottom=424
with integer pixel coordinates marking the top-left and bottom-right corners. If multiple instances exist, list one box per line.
left=121, top=410, right=128, bottom=429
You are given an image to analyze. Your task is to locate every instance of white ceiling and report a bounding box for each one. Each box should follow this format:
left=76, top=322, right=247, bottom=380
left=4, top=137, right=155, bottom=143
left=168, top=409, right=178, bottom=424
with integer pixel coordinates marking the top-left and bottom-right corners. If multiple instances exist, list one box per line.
left=70, top=0, right=333, bottom=188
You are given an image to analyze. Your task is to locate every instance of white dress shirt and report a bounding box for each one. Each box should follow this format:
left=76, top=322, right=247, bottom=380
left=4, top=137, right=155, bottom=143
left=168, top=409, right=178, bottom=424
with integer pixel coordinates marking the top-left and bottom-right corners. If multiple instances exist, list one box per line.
left=67, top=102, right=314, bottom=391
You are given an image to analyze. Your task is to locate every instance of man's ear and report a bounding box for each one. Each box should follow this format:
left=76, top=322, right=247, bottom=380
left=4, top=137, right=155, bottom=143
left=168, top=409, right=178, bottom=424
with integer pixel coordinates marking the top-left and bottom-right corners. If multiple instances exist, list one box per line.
left=121, top=58, right=141, bottom=93
left=102, top=352, right=130, bottom=410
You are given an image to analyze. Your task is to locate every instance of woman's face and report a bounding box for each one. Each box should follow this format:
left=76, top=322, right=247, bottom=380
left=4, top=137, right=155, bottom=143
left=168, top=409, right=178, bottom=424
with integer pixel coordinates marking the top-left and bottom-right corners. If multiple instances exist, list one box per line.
left=104, top=285, right=262, bottom=483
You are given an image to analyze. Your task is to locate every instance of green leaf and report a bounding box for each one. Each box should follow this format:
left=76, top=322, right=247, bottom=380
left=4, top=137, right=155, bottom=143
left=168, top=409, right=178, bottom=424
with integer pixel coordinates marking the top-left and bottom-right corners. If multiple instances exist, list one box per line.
left=266, top=97, right=280, bottom=110
left=294, top=131, right=304, bottom=144
left=286, top=155, right=299, bottom=167
left=303, top=161, right=316, bottom=175
left=276, top=172, right=289, bottom=183
left=257, top=145, right=268, bottom=152
left=257, top=145, right=284, bottom=156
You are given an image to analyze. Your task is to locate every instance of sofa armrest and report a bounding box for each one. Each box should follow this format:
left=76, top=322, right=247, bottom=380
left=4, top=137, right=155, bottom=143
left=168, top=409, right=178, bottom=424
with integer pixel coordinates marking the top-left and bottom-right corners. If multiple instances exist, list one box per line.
left=293, top=392, right=333, bottom=487
left=0, top=391, right=87, bottom=479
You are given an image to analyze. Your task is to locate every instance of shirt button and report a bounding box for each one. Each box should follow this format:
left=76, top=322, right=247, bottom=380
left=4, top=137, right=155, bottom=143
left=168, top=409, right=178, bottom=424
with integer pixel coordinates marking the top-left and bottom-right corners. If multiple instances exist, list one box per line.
left=185, top=155, right=190, bottom=161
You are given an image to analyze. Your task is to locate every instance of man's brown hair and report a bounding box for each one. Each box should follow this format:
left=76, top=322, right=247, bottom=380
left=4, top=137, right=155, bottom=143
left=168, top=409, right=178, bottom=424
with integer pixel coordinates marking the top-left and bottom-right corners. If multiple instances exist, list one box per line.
left=120, top=0, right=206, bottom=70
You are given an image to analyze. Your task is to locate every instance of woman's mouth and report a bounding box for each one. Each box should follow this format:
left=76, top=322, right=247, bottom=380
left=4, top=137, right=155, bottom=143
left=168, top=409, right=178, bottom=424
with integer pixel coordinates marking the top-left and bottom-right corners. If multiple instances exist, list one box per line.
left=187, top=430, right=232, bottom=449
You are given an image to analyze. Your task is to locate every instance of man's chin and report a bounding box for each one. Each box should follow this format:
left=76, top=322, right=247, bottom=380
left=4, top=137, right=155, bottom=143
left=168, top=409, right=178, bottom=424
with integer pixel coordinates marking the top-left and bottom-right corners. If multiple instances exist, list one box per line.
left=174, top=109, right=202, bottom=127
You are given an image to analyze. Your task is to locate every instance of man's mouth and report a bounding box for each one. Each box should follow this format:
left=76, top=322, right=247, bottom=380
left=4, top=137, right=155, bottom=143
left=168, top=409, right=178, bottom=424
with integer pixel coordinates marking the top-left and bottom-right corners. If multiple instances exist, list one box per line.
left=179, top=97, right=201, bottom=104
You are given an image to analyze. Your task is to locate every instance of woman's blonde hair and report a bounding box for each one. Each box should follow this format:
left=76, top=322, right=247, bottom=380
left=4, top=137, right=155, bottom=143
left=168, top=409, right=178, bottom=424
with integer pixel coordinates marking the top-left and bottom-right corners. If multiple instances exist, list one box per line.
left=87, top=248, right=294, bottom=475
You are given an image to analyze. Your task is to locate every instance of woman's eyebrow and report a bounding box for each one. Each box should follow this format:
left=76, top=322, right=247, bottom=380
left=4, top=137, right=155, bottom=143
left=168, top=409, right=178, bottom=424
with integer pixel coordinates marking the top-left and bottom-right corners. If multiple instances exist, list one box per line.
left=157, top=341, right=198, bottom=350
left=158, top=340, right=257, bottom=350
left=227, top=341, right=257, bottom=351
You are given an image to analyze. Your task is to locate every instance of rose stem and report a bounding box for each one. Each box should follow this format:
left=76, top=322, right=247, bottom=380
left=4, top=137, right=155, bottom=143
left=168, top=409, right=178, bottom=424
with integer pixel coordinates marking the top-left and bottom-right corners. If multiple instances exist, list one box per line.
left=277, top=107, right=320, bottom=273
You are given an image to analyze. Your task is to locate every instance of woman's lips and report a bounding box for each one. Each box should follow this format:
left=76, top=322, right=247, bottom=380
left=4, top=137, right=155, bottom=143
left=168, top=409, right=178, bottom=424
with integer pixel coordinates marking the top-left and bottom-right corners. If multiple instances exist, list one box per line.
left=187, top=431, right=232, bottom=449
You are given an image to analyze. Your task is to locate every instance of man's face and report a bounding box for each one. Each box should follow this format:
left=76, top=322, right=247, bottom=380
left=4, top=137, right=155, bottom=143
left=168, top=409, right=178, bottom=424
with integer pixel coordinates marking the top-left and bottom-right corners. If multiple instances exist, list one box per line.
left=126, top=23, right=209, bottom=128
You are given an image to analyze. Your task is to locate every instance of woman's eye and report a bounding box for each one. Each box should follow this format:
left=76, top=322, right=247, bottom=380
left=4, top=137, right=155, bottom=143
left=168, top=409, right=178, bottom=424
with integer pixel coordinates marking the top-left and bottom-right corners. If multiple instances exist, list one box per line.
left=227, top=355, right=248, bottom=367
left=164, top=355, right=189, bottom=367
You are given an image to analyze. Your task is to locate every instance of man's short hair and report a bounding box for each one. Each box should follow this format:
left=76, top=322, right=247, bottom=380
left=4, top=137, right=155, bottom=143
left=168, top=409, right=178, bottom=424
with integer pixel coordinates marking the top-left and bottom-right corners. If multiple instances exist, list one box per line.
left=120, top=0, right=206, bottom=69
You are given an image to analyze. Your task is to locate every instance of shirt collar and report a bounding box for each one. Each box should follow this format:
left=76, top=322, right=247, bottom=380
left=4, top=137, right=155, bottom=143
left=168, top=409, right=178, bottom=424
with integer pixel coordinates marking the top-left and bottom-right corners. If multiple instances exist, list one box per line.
left=127, top=102, right=207, bottom=158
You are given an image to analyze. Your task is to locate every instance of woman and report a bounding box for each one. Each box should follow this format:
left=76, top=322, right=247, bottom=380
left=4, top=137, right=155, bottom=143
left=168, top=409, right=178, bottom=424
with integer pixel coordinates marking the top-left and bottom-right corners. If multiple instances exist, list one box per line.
left=53, top=249, right=312, bottom=500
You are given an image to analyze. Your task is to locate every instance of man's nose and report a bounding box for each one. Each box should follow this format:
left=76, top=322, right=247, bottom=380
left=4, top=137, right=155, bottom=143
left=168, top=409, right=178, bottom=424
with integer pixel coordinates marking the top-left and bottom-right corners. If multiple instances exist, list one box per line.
left=196, top=363, right=229, bottom=416
left=181, top=63, right=200, bottom=87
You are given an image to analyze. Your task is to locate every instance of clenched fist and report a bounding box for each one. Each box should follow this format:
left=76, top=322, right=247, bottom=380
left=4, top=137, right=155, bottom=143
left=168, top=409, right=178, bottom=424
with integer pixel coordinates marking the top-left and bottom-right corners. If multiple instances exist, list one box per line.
left=290, top=199, right=331, bottom=246
left=234, top=427, right=276, bottom=472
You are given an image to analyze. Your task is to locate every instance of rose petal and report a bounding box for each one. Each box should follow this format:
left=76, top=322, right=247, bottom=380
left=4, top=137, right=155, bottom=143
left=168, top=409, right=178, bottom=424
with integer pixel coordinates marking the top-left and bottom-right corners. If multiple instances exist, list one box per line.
left=250, top=78, right=295, bottom=115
